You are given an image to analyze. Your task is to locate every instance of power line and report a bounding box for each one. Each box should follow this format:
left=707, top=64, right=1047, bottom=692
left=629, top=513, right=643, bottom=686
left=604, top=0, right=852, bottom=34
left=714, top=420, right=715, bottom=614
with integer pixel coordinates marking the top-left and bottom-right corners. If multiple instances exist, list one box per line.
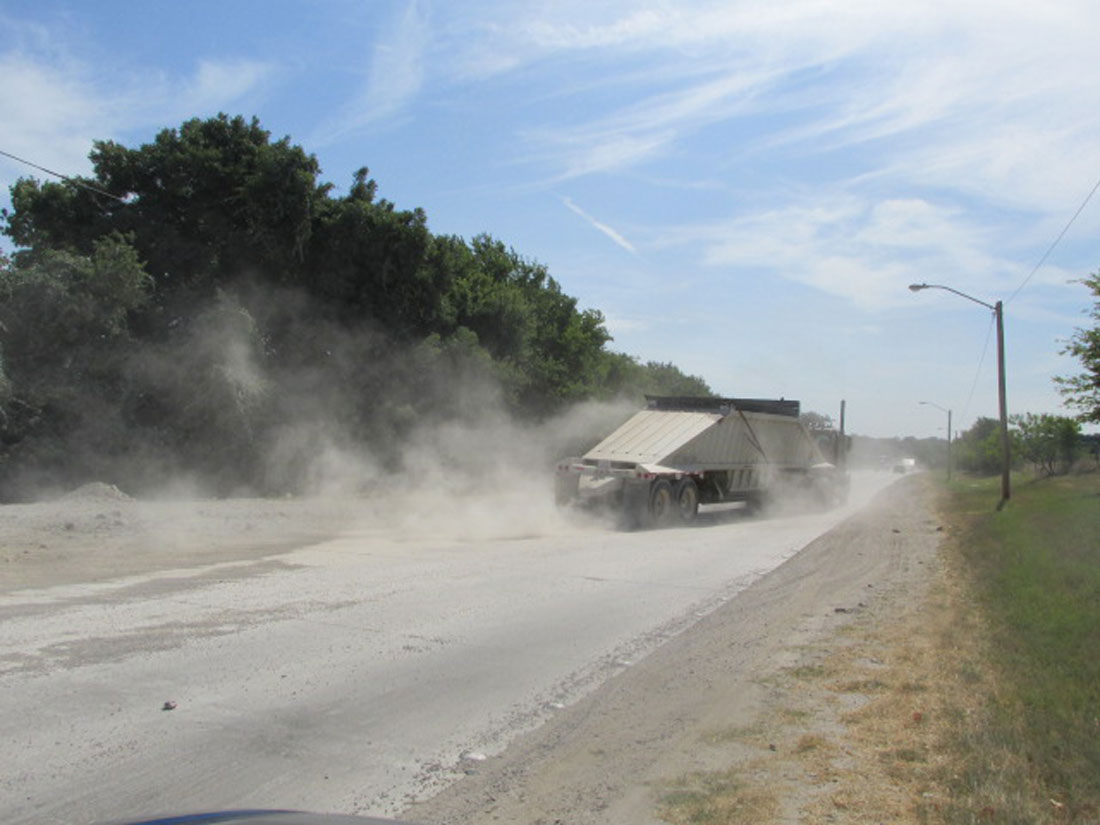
left=0, top=148, right=126, bottom=202
left=960, top=311, right=996, bottom=426
left=1006, top=173, right=1100, bottom=304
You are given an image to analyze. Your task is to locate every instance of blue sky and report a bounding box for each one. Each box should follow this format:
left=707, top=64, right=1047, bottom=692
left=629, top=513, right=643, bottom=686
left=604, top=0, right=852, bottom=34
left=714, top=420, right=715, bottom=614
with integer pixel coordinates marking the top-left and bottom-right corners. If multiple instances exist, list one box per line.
left=2, top=0, right=1099, bottom=438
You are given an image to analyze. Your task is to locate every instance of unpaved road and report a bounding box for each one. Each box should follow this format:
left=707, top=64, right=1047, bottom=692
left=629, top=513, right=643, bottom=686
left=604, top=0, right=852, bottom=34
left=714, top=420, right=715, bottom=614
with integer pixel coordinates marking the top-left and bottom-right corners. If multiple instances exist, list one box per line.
left=406, top=473, right=941, bottom=825
left=0, top=472, right=899, bottom=824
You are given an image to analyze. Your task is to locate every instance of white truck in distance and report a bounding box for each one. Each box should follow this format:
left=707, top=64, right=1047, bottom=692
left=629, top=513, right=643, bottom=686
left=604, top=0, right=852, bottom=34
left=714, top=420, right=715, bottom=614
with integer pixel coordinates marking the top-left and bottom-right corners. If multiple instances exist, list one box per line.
left=555, top=396, right=849, bottom=528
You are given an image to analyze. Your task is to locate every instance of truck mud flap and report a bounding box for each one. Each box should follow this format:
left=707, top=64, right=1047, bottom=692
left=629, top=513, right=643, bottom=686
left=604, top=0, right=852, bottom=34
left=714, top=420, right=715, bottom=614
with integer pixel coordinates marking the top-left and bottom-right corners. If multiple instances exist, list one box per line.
left=620, top=480, right=653, bottom=530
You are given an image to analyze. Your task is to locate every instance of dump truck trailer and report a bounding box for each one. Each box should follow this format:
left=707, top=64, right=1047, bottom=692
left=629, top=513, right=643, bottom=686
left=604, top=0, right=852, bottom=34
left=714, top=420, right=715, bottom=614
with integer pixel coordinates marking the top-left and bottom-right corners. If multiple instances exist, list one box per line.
left=554, top=396, right=848, bottom=527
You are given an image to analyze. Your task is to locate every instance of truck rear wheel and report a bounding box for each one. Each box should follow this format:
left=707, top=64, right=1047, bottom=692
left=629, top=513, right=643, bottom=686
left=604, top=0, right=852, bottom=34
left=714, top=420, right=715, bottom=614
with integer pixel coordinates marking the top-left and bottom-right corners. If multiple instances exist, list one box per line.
left=674, top=478, right=699, bottom=523
left=554, top=474, right=579, bottom=506
left=649, top=479, right=674, bottom=526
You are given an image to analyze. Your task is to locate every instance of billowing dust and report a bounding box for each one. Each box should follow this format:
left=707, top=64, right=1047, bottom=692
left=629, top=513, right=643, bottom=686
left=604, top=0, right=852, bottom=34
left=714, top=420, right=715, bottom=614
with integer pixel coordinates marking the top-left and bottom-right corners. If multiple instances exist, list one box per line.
left=346, top=398, right=639, bottom=541
left=0, top=398, right=637, bottom=591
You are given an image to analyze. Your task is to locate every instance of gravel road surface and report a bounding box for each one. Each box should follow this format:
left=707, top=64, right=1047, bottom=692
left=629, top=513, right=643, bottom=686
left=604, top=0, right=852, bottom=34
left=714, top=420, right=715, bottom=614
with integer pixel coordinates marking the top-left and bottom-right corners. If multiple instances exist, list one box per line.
left=0, top=472, right=897, bottom=824
left=406, top=473, right=939, bottom=825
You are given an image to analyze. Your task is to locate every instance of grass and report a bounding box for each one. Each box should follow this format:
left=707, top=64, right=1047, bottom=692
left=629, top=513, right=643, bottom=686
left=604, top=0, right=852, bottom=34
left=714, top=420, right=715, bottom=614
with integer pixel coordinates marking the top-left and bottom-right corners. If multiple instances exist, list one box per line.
left=657, top=771, right=778, bottom=824
left=699, top=722, right=764, bottom=745
left=788, top=663, right=828, bottom=680
left=936, top=470, right=1100, bottom=820
left=654, top=471, right=1100, bottom=825
left=795, top=733, right=828, bottom=753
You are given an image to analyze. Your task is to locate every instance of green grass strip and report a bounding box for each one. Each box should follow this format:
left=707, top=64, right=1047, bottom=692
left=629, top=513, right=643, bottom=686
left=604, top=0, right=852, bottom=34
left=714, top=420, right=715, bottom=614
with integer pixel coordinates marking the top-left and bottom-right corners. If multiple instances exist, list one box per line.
left=941, top=471, right=1100, bottom=807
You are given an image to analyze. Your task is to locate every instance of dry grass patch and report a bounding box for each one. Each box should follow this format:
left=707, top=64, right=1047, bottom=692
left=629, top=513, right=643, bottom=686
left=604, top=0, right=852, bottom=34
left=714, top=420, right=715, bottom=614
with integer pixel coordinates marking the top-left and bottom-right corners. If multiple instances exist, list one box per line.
left=794, top=733, right=829, bottom=754
left=659, top=526, right=1001, bottom=822
left=657, top=770, right=779, bottom=825
left=657, top=474, right=1100, bottom=824
left=699, top=722, right=767, bottom=746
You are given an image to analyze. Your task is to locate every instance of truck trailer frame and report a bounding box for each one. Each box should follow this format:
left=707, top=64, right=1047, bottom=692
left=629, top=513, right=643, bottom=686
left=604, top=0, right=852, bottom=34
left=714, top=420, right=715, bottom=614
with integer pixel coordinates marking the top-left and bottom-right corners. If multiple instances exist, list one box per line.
left=554, top=396, right=848, bottom=528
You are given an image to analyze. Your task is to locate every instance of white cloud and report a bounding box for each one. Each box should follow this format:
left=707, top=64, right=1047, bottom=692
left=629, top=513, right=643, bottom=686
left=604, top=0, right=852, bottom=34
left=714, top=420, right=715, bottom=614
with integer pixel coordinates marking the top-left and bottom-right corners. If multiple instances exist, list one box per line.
left=660, top=194, right=1020, bottom=310
left=561, top=197, right=637, bottom=253
left=454, top=0, right=1100, bottom=218
left=603, top=313, right=650, bottom=335
left=311, top=0, right=429, bottom=144
left=440, top=0, right=1100, bottom=334
left=0, top=27, right=275, bottom=207
left=181, top=59, right=275, bottom=113
left=0, top=53, right=104, bottom=178
left=527, top=65, right=779, bottom=179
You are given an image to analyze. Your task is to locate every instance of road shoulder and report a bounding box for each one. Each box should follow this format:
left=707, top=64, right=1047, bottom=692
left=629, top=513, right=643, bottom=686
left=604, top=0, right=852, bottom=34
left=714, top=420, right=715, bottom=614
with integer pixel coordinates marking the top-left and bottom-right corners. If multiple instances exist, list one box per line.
left=404, top=474, right=940, bottom=825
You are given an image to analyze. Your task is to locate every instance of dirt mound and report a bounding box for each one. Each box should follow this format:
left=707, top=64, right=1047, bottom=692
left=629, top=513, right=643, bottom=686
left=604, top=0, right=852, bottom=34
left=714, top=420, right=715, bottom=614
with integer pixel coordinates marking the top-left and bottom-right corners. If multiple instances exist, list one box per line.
left=60, top=482, right=133, bottom=502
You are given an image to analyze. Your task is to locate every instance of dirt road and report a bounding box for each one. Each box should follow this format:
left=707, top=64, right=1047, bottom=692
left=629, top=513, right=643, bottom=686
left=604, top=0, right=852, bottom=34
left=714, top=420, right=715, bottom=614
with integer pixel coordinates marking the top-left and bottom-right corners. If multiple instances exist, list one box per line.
left=405, top=473, right=940, bottom=825
left=0, top=472, right=910, bottom=824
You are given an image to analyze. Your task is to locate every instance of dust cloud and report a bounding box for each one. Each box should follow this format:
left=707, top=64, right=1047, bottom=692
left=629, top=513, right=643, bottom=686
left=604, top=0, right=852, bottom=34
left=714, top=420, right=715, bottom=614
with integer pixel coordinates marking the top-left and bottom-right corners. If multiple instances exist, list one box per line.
left=3, top=277, right=640, bottom=549
left=365, top=399, right=636, bottom=541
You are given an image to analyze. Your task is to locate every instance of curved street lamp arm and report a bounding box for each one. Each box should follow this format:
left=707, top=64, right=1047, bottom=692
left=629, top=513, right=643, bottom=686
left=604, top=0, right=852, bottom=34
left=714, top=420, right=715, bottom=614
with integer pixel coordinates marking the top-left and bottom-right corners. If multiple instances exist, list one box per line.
left=918, top=400, right=949, bottom=414
left=908, top=283, right=996, bottom=311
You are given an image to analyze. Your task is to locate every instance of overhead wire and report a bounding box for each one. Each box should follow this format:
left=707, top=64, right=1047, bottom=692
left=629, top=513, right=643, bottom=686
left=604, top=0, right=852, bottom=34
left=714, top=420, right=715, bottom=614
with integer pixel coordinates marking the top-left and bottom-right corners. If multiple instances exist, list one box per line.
left=0, top=147, right=126, bottom=203
left=959, top=311, right=997, bottom=426
left=1005, top=172, right=1100, bottom=304
left=940, top=171, right=1100, bottom=430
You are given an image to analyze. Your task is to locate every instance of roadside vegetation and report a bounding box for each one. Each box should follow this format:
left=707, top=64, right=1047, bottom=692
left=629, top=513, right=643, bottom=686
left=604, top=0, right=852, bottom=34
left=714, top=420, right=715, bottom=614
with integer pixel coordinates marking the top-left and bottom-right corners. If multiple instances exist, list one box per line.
left=936, top=470, right=1100, bottom=822
left=656, top=469, right=1100, bottom=824
left=0, top=114, right=710, bottom=500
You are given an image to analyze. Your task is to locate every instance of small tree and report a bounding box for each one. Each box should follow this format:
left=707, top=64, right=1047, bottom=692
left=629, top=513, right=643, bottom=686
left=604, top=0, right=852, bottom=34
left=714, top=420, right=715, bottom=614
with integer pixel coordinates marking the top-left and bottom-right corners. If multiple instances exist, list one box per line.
left=800, top=411, right=835, bottom=431
left=1056, top=272, right=1100, bottom=422
left=955, top=417, right=1003, bottom=475
left=1011, top=413, right=1080, bottom=476
left=0, top=234, right=152, bottom=497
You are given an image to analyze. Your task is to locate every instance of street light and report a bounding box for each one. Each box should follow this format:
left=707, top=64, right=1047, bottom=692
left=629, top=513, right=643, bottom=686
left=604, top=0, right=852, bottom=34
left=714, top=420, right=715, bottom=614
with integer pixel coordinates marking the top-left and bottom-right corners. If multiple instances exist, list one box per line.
left=909, top=283, right=1010, bottom=506
left=919, top=401, right=952, bottom=481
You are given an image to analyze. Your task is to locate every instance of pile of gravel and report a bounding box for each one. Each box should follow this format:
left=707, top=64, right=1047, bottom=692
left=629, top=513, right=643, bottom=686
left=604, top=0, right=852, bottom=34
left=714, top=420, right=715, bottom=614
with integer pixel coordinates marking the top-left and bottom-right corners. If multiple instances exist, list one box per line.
left=60, top=482, right=133, bottom=502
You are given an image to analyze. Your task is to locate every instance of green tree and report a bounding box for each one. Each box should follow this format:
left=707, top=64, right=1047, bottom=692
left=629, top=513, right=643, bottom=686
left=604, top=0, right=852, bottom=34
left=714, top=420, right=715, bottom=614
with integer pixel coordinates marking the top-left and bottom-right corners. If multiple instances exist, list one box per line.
left=800, top=411, right=836, bottom=431
left=0, top=234, right=152, bottom=496
left=6, top=115, right=324, bottom=302
left=1056, top=272, right=1100, bottom=422
left=590, top=353, right=712, bottom=401
left=1011, top=412, right=1080, bottom=476
left=443, top=235, right=613, bottom=413
left=634, top=361, right=712, bottom=397
left=1, top=113, right=714, bottom=495
left=955, top=417, right=1003, bottom=475
left=307, top=168, right=438, bottom=332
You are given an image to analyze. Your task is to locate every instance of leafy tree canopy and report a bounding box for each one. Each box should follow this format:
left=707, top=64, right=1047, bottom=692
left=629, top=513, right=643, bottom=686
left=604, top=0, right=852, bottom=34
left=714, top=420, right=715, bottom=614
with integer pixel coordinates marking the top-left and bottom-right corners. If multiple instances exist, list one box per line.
left=954, top=417, right=1003, bottom=476
left=1010, top=412, right=1080, bottom=476
left=800, top=411, right=835, bottom=431
left=0, top=113, right=713, bottom=497
left=1056, top=272, right=1100, bottom=423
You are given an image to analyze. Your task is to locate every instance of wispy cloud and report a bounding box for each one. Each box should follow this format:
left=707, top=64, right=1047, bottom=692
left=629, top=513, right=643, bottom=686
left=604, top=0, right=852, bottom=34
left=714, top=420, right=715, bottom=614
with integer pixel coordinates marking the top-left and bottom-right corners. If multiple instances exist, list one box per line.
left=311, top=0, right=429, bottom=144
left=524, top=65, right=778, bottom=180
left=603, top=313, right=650, bottom=335
left=0, top=54, right=269, bottom=178
left=181, top=58, right=275, bottom=113
left=0, top=52, right=106, bottom=177
left=658, top=194, right=1025, bottom=310
left=562, top=197, right=637, bottom=253
left=456, top=0, right=1100, bottom=216
left=0, top=24, right=275, bottom=227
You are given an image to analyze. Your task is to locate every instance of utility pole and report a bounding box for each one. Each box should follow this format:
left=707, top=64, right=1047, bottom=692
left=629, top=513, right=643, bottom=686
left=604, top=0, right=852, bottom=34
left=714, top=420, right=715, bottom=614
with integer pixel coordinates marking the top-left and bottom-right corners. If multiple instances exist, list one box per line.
left=994, top=300, right=1010, bottom=507
left=947, top=407, right=952, bottom=481
left=919, top=401, right=952, bottom=481
left=910, top=283, right=1010, bottom=506
left=837, top=399, right=846, bottom=469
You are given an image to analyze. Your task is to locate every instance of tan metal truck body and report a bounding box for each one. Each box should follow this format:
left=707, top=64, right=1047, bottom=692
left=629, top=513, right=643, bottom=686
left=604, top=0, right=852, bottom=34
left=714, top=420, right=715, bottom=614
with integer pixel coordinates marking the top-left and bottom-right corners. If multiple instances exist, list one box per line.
left=554, top=396, right=848, bottom=527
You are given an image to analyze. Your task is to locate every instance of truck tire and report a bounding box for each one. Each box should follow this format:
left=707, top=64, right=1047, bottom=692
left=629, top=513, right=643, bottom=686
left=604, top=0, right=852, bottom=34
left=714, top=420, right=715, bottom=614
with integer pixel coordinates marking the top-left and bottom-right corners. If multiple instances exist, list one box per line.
left=649, top=479, right=674, bottom=526
left=674, top=478, right=699, bottom=523
left=554, top=474, right=579, bottom=507
left=744, top=491, right=768, bottom=516
left=619, top=481, right=650, bottom=530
